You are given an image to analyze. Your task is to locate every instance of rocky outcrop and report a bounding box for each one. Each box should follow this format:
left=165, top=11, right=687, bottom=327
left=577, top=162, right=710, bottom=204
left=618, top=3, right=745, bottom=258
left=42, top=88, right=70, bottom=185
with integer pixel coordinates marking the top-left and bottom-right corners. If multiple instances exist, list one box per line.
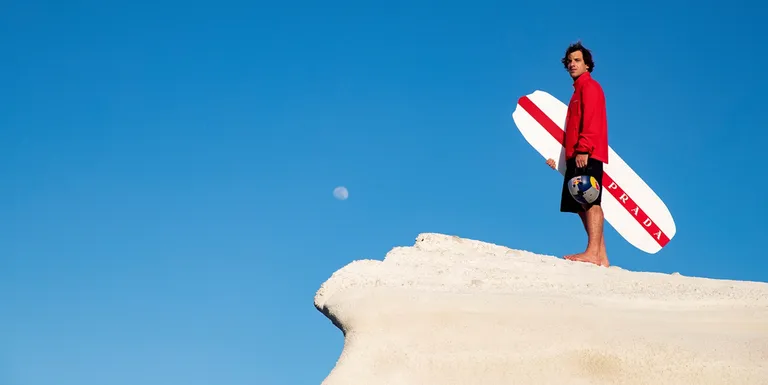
left=314, top=233, right=768, bottom=385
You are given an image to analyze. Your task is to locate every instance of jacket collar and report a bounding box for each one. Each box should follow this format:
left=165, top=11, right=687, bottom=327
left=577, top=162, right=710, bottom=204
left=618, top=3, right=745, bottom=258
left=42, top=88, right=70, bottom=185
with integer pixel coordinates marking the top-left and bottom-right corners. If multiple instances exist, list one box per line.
left=573, top=71, right=591, bottom=88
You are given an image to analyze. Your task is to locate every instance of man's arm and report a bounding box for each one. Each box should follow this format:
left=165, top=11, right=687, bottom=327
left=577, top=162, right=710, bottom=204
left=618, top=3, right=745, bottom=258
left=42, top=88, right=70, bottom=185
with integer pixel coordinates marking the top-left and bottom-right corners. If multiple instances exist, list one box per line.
left=574, top=83, right=604, bottom=157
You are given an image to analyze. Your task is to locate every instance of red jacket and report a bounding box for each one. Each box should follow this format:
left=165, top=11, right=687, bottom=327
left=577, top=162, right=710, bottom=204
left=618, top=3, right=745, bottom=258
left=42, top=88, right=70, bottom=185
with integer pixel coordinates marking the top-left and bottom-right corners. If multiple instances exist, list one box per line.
left=564, top=72, right=609, bottom=163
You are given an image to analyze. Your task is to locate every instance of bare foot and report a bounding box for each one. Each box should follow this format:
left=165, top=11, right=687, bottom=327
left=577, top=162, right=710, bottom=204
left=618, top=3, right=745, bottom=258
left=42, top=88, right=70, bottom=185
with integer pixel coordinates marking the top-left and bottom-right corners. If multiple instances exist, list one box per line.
left=564, top=252, right=608, bottom=267
left=596, top=249, right=610, bottom=267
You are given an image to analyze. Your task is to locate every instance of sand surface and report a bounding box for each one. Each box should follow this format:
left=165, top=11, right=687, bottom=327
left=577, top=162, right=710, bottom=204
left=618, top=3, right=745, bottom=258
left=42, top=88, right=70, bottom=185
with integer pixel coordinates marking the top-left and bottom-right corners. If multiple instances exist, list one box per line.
left=314, top=233, right=768, bottom=385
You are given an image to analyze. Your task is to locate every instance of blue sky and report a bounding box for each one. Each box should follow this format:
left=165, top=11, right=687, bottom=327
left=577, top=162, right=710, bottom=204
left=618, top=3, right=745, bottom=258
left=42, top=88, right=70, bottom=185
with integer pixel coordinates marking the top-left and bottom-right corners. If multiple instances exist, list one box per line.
left=2, top=0, right=765, bottom=384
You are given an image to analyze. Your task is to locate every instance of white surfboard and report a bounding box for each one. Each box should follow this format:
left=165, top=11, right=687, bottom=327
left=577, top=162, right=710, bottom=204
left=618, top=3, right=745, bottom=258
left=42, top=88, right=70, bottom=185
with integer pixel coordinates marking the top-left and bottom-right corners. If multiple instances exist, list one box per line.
left=512, top=90, right=676, bottom=254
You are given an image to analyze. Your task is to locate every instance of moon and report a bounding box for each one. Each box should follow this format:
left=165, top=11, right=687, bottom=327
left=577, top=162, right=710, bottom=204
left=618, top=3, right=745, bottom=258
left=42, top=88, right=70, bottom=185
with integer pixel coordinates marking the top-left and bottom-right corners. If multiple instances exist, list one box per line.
left=333, top=186, right=349, bottom=200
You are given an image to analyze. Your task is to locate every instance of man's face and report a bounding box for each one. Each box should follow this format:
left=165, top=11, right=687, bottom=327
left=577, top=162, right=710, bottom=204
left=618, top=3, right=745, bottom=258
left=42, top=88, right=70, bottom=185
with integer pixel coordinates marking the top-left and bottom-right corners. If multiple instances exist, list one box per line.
left=566, top=50, right=589, bottom=79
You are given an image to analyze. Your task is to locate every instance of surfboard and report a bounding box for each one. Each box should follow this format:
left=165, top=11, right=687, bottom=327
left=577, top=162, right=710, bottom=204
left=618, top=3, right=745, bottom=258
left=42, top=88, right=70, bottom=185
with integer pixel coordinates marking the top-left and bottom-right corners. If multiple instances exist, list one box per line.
left=512, top=90, right=676, bottom=254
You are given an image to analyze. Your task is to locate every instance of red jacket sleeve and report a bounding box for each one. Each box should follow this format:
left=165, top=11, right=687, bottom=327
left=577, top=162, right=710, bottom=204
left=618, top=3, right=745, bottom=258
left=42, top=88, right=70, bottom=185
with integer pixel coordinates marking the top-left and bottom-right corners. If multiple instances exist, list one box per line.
left=574, top=83, right=604, bottom=155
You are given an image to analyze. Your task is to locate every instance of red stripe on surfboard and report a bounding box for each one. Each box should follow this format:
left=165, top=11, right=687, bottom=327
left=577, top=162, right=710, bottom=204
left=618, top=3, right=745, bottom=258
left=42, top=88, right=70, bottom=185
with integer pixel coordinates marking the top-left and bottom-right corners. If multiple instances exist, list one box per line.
left=518, top=96, right=670, bottom=248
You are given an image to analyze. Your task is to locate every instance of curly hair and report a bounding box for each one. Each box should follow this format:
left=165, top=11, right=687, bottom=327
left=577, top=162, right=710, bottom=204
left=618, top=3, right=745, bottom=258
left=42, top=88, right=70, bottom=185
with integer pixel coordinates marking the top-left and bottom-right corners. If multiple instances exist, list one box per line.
left=561, top=41, right=594, bottom=73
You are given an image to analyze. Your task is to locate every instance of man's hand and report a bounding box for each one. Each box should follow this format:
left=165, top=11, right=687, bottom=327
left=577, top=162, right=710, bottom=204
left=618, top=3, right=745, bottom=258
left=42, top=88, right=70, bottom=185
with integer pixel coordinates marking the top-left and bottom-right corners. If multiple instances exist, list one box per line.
left=546, top=158, right=556, bottom=170
left=575, top=153, right=589, bottom=168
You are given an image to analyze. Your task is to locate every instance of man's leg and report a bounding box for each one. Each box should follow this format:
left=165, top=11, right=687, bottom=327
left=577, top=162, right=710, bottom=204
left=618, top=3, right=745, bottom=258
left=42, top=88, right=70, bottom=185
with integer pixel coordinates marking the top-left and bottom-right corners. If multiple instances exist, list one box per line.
left=565, top=204, right=608, bottom=266
left=577, top=210, right=607, bottom=264
left=564, top=157, right=609, bottom=267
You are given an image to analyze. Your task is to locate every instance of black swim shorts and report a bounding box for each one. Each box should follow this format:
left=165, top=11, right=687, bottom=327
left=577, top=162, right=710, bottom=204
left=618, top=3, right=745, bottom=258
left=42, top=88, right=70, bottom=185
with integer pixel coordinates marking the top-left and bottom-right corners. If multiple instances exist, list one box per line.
left=560, top=156, right=604, bottom=213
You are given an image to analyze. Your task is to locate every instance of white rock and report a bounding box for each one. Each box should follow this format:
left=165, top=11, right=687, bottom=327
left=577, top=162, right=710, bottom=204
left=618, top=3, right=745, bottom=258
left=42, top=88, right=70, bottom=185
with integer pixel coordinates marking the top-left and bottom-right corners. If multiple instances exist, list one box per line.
left=314, top=233, right=768, bottom=385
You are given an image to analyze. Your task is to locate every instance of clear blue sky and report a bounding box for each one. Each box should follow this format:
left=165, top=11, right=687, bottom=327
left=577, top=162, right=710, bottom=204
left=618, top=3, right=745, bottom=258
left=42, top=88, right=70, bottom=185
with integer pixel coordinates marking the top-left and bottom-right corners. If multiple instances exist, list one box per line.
left=2, top=0, right=765, bottom=384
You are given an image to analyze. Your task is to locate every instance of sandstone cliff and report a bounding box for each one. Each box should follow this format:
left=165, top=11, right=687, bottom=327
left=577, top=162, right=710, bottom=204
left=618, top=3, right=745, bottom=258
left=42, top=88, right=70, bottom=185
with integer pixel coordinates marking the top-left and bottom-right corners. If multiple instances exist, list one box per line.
left=314, top=233, right=768, bottom=385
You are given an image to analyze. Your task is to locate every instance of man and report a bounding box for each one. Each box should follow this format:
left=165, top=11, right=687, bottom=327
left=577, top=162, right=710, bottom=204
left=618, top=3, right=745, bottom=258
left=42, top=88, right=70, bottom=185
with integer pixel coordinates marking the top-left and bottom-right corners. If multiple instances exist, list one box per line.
left=546, top=41, right=609, bottom=267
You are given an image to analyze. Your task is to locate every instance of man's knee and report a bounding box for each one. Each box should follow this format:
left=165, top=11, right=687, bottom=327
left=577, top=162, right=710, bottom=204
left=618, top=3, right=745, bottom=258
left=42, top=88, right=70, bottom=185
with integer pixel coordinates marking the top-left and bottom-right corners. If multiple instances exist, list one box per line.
left=583, top=204, right=604, bottom=220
